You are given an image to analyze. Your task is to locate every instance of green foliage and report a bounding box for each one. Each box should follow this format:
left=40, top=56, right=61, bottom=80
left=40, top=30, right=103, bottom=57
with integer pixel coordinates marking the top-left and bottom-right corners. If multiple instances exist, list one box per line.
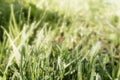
left=0, top=0, right=120, bottom=80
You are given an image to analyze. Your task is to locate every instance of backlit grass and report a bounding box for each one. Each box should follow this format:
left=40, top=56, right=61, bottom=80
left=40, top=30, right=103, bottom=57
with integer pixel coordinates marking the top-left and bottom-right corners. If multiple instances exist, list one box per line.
left=0, top=0, right=120, bottom=80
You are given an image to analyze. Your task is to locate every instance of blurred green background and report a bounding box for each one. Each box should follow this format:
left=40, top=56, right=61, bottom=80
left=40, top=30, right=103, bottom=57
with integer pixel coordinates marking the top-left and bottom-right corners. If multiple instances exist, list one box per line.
left=0, top=0, right=120, bottom=80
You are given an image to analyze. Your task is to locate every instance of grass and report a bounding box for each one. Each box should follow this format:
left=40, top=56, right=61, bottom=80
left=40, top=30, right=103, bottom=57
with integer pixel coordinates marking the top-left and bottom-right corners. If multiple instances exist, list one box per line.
left=0, top=0, right=120, bottom=80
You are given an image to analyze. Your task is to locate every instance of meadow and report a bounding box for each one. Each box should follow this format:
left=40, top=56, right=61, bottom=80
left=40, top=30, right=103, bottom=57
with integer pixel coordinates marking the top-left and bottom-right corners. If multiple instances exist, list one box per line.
left=0, top=0, right=120, bottom=80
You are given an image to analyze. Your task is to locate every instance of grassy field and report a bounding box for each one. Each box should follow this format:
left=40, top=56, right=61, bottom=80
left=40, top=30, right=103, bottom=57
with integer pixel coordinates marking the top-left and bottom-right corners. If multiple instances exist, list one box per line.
left=0, top=0, right=120, bottom=80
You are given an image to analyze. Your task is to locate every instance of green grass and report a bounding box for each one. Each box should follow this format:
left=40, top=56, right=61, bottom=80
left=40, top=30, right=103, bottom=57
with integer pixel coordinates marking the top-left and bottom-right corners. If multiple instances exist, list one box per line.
left=0, top=0, right=120, bottom=80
